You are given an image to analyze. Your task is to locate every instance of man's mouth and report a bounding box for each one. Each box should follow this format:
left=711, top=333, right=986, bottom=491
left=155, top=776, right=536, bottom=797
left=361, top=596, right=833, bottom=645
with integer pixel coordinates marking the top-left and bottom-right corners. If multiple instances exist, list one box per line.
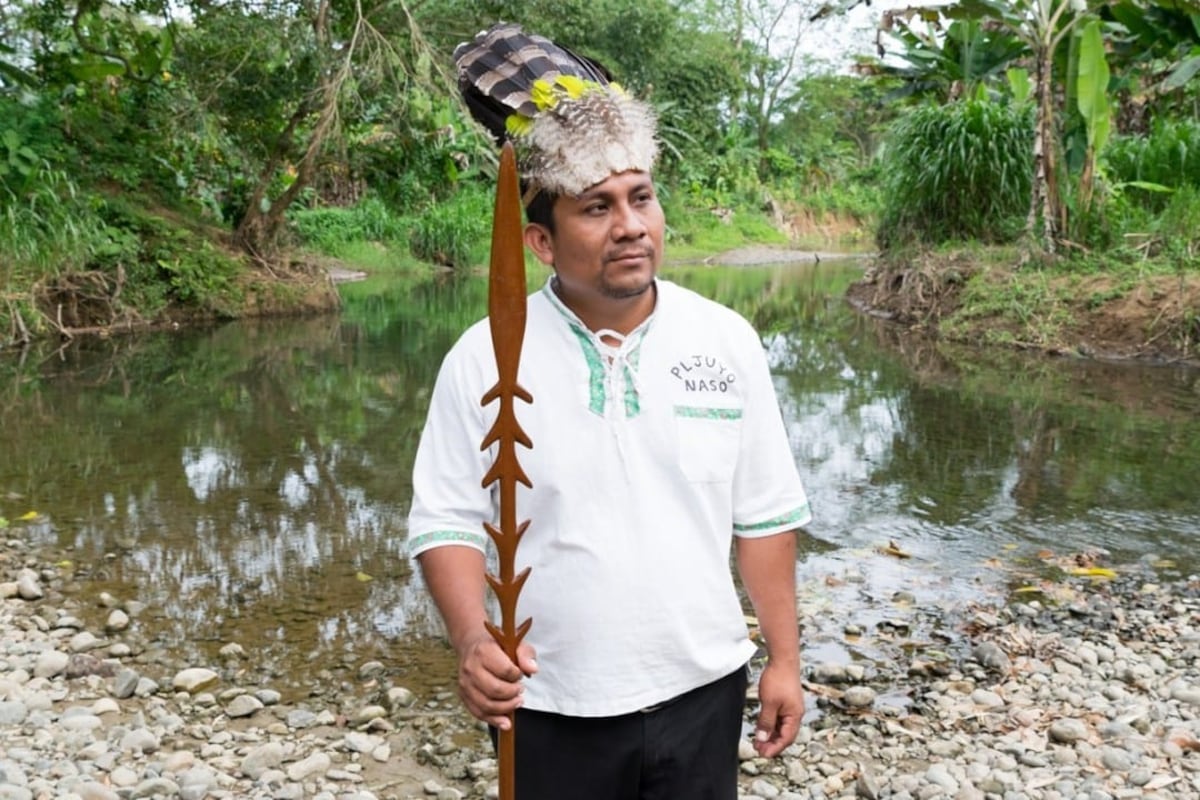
left=607, top=249, right=653, bottom=265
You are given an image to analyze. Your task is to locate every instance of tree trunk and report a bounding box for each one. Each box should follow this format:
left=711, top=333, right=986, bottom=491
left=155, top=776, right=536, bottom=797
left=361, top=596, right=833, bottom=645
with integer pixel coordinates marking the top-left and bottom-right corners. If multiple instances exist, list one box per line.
left=1026, top=45, right=1062, bottom=253
left=234, top=0, right=345, bottom=262
left=233, top=103, right=311, bottom=261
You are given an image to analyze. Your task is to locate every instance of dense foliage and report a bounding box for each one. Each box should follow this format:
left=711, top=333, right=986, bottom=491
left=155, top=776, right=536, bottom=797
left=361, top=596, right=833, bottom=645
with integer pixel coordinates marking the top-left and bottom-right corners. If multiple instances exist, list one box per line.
left=1, top=0, right=1198, bottom=349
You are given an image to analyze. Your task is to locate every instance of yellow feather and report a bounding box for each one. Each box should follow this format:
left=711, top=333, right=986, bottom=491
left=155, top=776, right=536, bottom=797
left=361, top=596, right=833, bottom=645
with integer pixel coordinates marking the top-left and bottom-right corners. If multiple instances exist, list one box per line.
left=555, top=74, right=586, bottom=99
left=531, top=79, right=558, bottom=111
left=506, top=114, right=533, bottom=137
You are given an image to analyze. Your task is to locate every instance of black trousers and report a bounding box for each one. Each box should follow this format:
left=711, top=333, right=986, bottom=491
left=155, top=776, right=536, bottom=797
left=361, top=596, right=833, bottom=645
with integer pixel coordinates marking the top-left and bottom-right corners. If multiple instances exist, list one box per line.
left=492, top=666, right=749, bottom=800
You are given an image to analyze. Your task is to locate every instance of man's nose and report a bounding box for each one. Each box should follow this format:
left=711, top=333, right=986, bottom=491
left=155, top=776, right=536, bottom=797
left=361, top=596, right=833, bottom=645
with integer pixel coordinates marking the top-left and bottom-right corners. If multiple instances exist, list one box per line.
left=612, top=203, right=647, bottom=239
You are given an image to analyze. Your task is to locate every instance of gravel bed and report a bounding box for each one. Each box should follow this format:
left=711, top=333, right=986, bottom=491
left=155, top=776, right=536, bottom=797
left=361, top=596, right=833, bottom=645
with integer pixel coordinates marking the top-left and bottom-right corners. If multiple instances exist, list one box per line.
left=2, top=536, right=1198, bottom=800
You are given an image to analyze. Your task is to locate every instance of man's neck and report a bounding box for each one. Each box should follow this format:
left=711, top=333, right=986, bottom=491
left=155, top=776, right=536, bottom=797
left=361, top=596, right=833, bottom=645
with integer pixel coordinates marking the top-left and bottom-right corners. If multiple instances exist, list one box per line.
left=552, top=278, right=657, bottom=336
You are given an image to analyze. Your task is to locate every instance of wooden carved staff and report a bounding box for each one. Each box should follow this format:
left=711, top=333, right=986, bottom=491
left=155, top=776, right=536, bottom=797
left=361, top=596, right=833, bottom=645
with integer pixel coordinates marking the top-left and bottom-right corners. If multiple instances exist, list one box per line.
left=480, top=140, right=533, bottom=800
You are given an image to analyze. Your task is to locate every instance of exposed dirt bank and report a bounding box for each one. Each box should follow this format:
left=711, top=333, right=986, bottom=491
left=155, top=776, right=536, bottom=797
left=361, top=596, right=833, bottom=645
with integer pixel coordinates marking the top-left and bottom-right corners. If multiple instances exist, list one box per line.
left=845, top=251, right=1200, bottom=368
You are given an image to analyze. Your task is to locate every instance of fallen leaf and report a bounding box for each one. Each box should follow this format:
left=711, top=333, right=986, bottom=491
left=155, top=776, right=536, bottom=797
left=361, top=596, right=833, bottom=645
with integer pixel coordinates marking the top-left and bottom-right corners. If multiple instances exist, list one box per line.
left=1065, top=566, right=1117, bottom=579
left=877, top=540, right=911, bottom=559
left=18, top=510, right=39, bottom=521
left=355, top=571, right=373, bottom=582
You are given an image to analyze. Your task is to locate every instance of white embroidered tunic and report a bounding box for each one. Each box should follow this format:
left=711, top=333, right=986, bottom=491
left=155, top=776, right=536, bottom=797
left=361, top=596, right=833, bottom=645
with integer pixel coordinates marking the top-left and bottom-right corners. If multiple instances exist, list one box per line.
left=407, top=277, right=811, bottom=716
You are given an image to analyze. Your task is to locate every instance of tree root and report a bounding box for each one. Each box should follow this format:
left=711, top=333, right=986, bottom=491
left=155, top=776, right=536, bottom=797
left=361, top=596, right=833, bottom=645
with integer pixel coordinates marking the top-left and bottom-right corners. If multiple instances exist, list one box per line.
left=32, top=268, right=144, bottom=339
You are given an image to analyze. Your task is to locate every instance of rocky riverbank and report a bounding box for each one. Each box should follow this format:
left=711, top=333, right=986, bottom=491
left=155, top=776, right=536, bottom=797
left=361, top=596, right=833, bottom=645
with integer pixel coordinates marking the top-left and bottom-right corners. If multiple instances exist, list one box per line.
left=2, top=536, right=1199, bottom=800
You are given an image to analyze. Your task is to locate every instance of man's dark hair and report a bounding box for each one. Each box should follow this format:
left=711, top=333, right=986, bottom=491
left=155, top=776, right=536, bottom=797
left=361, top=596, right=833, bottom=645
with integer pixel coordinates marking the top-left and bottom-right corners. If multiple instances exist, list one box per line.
left=523, top=186, right=556, bottom=234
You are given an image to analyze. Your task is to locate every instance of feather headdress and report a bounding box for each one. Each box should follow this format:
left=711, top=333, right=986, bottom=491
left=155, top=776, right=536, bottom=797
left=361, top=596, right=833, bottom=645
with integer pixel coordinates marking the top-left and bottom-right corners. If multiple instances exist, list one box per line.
left=454, top=22, right=659, bottom=199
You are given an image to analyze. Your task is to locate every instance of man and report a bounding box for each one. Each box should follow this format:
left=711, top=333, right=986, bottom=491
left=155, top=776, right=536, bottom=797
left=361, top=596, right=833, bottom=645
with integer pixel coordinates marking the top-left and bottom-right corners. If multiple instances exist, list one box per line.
left=407, top=22, right=812, bottom=799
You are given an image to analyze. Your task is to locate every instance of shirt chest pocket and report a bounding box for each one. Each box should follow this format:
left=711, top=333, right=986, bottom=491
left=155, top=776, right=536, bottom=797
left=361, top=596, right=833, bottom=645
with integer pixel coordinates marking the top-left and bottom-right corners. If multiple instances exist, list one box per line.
left=673, top=406, right=743, bottom=483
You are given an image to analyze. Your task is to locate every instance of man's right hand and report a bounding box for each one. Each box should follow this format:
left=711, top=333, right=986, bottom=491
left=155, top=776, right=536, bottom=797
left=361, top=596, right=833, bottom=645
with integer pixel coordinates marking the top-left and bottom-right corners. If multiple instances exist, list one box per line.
left=456, top=633, right=538, bottom=729
left=417, top=547, right=539, bottom=728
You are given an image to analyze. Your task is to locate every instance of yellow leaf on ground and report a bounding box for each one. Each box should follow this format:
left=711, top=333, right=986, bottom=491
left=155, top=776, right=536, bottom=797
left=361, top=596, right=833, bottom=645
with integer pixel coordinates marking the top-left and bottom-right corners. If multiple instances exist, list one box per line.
left=18, top=510, right=39, bottom=521
left=1065, top=566, right=1117, bottom=579
left=355, top=571, right=373, bottom=582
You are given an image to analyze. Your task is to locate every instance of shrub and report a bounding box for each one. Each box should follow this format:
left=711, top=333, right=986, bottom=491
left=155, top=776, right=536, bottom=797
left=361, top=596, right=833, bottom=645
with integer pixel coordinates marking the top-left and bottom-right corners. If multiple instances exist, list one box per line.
left=288, top=196, right=409, bottom=255
left=92, top=198, right=243, bottom=314
left=408, top=184, right=492, bottom=269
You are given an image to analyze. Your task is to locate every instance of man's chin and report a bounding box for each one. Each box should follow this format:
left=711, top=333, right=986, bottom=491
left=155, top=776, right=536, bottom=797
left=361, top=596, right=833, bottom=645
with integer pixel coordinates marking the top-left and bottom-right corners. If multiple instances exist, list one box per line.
left=602, top=277, right=654, bottom=300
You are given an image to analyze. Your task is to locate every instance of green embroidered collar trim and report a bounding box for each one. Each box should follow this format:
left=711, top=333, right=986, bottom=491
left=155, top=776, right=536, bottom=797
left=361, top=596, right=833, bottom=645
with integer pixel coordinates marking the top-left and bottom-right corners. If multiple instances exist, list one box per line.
left=542, top=278, right=652, bottom=419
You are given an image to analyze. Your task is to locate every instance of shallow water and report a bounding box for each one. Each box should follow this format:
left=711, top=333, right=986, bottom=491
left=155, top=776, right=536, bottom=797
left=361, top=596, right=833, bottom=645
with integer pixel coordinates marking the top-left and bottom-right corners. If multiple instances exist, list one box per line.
left=2, top=259, right=1198, bottom=702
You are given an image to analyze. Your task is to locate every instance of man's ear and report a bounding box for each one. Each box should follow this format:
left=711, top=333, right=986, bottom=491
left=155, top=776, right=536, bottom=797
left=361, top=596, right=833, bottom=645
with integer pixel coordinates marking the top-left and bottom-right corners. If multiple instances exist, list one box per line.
left=523, top=223, right=555, bottom=266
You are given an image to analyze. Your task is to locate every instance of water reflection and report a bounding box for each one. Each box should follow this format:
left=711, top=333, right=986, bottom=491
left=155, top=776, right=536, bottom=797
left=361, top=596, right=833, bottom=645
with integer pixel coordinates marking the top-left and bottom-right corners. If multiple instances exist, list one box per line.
left=1, top=261, right=1198, bottom=701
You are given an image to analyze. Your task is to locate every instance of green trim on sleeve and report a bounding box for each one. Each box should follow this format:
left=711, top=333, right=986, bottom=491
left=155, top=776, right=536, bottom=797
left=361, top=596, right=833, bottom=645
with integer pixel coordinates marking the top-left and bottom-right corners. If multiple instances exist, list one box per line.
left=674, top=405, right=744, bottom=420
left=733, top=504, right=811, bottom=533
left=409, top=530, right=488, bottom=553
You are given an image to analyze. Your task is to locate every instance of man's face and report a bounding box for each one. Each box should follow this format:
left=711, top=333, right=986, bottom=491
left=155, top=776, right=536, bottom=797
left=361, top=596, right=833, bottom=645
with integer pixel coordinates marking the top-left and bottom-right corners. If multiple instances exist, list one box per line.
left=527, top=171, right=665, bottom=306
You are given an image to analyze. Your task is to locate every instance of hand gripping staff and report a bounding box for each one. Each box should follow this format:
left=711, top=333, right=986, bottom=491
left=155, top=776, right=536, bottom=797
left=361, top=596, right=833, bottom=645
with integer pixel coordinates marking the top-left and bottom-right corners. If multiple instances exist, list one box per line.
left=480, top=141, right=533, bottom=800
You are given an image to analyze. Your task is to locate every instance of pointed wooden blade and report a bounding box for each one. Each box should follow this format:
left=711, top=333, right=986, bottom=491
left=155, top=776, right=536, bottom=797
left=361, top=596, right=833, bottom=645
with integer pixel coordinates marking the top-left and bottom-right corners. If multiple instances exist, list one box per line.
left=488, top=141, right=527, bottom=389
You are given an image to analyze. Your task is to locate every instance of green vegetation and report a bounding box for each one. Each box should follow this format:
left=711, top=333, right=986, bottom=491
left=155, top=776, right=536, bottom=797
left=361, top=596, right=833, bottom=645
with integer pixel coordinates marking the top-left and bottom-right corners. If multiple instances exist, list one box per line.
left=878, top=99, right=1034, bottom=248
left=1, top=0, right=1198, bottom=360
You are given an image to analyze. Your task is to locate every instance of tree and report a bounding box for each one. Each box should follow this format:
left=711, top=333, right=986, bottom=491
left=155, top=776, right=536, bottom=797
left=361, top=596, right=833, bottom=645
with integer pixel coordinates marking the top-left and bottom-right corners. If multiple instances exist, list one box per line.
left=867, top=11, right=1026, bottom=102
left=775, top=72, right=901, bottom=185
left=693, top=0, right=868, bottom=177
left=185, top=0, right=452, bottom=260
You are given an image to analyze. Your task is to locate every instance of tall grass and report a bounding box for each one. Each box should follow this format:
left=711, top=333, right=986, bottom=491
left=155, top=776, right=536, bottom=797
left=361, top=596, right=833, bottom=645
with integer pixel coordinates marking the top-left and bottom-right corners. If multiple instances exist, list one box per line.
left=1069, top=121, right=1200, bottom=256
left=1106, top=118, right=1200, bottom=211
left=876, top=99, right=1034, bottom=250
left=407, top=184, right=492, bottom=269
left=0, top=169, right=108, bottom=284
left=288, top=195, right=410, bottom=255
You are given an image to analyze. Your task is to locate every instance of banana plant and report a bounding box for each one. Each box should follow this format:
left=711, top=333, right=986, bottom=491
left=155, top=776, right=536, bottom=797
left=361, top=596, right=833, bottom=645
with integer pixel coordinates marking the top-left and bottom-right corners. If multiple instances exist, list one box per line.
left=1104, top=0, right=1200, bottom=110
left=1075, top=18, right=1111, bottom=212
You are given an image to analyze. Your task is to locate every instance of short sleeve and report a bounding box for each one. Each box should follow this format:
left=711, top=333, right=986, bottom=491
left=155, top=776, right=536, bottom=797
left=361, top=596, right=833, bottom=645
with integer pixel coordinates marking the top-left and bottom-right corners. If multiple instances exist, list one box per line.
left=730, top=326, right=811, bottom=537
left=406, top=335, right=497, bottom=559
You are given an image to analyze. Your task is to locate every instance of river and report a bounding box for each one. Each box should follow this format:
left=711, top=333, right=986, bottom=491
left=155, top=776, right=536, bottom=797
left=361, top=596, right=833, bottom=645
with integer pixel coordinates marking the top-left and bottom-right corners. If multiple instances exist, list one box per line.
left=1, top=258, right=1198, bottom=703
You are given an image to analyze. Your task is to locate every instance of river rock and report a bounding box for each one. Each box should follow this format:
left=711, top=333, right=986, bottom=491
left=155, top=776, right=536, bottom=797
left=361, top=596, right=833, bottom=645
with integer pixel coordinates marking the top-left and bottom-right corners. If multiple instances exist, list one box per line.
left=226, top=694, right=263, bottom=718
left=1048, top=717, right=1090, bottom=743
left=172, top=667, right=219, bottom=694
left=32, top=650, right=68, bottom=679
left=16, top=573, right=43, bottom=600
left=285, top=751, right=331, bottom=781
